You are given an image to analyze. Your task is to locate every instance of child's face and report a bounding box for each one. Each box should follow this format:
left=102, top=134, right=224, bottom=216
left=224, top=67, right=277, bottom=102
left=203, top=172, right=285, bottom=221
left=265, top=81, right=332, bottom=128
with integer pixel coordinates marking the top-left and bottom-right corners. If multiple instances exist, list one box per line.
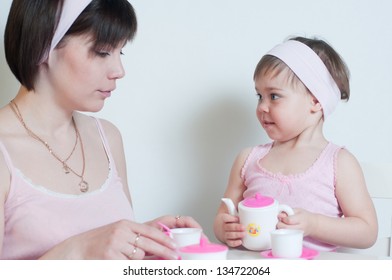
left=254, top=68, right=316, bottom=142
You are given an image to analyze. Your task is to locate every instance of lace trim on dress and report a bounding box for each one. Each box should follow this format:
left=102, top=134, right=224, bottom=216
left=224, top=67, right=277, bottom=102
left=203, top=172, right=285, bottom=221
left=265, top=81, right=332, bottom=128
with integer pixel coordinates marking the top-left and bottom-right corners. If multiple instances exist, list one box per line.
left=255, top=142, right=333, bottom=180
left=13, top=167, right=112, bottom=199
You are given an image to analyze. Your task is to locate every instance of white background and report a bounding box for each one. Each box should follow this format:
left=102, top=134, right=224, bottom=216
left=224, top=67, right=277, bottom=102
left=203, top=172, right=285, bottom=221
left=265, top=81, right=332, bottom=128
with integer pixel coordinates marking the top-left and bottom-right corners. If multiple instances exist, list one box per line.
left=1, top=0, right=391, bottom=242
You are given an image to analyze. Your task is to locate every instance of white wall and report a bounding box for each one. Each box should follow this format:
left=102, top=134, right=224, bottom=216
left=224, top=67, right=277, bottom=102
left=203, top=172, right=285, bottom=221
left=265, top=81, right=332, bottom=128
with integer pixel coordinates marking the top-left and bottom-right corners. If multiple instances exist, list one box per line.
left=1, top=0, right=392, bottom=242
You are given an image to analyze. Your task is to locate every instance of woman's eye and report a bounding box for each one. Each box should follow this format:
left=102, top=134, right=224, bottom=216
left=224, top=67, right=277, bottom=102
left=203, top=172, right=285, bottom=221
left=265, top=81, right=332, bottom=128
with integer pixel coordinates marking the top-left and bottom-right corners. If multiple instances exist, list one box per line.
left=95, top=51, right=110, bottom=57
left=95, top=50, right=124, bottom=57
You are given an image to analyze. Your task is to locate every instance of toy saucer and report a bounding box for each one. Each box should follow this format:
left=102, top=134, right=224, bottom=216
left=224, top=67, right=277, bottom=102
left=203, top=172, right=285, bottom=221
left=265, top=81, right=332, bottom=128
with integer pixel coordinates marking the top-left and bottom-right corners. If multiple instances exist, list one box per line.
left=260, top=247, right=319, bottom=260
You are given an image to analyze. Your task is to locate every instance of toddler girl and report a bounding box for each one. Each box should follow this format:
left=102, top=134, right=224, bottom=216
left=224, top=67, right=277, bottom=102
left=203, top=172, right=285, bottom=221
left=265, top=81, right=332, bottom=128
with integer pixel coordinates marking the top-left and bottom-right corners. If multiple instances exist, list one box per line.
left=214, top=37, right=378, bottom=251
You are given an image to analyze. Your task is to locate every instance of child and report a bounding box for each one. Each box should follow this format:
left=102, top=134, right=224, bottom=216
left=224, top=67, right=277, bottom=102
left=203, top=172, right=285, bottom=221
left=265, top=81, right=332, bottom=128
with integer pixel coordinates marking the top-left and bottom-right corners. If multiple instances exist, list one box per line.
left=213, top=37, right=378, bottom=251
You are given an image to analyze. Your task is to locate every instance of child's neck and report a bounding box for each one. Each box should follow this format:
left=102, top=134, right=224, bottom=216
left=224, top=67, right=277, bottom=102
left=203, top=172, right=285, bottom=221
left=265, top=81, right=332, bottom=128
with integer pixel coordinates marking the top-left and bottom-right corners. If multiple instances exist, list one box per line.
left=262, top=133, right=329, bottom=176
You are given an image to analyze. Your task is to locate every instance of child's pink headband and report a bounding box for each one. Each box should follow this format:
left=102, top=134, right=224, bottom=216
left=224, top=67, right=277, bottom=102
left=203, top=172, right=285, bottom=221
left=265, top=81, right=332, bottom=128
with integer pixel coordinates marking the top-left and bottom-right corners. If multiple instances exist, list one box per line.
left=41, top=0, right=92, bottom=63
left=267, top=40, right=340, bottom=119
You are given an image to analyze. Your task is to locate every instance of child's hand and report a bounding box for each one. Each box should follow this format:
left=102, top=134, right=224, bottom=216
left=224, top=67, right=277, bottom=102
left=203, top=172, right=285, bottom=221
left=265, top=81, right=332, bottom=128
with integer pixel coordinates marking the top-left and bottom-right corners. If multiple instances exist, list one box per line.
left=277, top=208, right=318, bottom=236
left=218, top=213, right=246, bottom=247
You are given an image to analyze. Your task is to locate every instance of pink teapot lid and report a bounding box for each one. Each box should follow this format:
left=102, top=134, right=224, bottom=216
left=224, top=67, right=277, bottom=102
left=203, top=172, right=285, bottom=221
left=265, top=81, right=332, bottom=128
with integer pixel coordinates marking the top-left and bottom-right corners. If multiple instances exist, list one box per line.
left=179, top=238, right=228, bottom=253
left=242, top=193, right=274, bottom=208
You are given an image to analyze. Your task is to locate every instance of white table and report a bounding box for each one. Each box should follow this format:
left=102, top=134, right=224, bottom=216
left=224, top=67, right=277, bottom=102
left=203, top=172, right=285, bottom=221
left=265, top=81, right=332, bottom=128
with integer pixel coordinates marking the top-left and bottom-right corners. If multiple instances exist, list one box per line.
left=227, top=247, right=382, bottom=260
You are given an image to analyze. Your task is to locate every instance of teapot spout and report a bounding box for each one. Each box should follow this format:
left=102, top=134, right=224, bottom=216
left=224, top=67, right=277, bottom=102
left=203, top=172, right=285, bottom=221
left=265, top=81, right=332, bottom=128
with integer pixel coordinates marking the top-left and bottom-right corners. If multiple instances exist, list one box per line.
left=221, top=198, right=238, bottom=216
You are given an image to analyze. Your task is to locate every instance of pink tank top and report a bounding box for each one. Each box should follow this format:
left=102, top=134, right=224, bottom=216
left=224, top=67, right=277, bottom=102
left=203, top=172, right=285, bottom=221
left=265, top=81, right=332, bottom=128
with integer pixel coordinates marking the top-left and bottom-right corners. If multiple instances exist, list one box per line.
left=0, top=118, right=134, bottom=259
left=241, top=142, right=343, bottom=251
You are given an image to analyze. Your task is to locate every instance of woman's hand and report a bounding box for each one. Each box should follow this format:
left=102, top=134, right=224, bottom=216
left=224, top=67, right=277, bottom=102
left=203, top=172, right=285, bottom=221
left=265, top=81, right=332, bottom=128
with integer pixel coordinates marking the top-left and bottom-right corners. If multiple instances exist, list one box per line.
left=146, top=215, right=209, bottom=244
left=215, top=213, right=246, bottom=247
left=40, top=219, right=178, bottom=260
left=146, top=215, right=202, bottom=230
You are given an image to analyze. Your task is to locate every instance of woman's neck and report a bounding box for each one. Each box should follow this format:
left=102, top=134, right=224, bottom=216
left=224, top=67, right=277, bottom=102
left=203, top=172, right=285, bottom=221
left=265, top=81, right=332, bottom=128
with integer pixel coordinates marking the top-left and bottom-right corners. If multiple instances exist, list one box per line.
left=11, top=86, right=75, bottom=136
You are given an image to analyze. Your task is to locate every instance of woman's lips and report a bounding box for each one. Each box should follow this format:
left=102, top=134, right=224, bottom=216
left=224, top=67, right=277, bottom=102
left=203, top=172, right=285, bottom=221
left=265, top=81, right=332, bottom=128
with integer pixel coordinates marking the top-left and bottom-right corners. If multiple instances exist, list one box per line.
left=100, top=91, right=112, bottom=98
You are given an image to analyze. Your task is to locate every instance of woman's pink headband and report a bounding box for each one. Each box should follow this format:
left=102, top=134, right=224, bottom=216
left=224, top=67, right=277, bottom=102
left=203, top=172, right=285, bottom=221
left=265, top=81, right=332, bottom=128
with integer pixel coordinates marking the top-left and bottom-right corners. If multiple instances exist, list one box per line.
left=41, top=0, right=92, bottom=63
left=267, top=40, right=340, bottom=119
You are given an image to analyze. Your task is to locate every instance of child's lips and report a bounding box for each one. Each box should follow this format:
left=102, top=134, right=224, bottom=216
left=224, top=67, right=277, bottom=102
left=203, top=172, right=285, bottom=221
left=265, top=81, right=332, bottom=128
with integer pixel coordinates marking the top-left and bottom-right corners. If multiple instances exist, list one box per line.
left=262, top=120, right=275, bottom=129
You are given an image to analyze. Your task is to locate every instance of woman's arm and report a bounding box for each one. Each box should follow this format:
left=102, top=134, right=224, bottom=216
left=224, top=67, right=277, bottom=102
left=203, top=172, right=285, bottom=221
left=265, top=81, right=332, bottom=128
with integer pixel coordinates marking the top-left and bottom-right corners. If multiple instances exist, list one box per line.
left=39, top=219, right=178, bottom=260
left=0, top=150, right=11, bottom=256
left=99, top=118, right=132, bottom=203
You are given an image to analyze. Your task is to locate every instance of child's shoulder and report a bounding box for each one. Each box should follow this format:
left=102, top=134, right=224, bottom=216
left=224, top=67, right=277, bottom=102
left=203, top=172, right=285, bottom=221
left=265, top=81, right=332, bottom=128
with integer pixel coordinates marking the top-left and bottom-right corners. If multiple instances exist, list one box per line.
left=237, top=143, right=270, bottom=159
left=243, top=143, right=272, bottom=157
left=336, top=146, right=360, bottom=169
left=235, top=143, right=272, bottom=169
left=326, top=142, right=357, bottom=163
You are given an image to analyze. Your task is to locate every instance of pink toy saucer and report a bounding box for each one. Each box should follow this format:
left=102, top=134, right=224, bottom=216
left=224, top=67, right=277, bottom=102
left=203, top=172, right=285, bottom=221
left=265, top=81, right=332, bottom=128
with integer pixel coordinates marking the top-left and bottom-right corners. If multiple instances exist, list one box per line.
left=260, top=247, right=319, bottom=260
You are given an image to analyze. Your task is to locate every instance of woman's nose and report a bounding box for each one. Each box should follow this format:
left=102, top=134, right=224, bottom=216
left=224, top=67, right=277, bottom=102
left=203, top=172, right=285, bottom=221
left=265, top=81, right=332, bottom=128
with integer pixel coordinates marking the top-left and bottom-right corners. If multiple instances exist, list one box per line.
left=109, top=57, right=125, bottom=80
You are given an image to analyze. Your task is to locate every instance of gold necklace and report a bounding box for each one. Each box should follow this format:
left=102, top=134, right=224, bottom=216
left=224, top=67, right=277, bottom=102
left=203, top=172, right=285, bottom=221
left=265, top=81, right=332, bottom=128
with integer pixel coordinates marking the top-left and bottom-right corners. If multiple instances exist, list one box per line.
left=9, top=100, right=89, bottom=193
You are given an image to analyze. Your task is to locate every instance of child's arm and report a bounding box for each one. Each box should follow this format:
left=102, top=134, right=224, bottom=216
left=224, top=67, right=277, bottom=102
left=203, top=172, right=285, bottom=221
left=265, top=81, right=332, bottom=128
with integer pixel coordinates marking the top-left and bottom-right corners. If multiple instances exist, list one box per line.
left=279, top=149, right=378, bottom=249
left=213, top=148, right=250, bottom=247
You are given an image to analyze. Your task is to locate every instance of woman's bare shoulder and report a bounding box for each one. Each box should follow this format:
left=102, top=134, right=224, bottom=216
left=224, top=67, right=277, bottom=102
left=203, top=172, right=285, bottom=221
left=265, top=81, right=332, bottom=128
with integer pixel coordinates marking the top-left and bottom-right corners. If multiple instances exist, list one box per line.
left=74, top=113, right=122, bottom=140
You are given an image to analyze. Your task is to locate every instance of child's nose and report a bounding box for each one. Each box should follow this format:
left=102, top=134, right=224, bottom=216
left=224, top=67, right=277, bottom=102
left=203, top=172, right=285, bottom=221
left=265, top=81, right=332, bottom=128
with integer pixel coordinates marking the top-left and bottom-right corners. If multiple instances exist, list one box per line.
left=257, top=100, right=269, bottom=112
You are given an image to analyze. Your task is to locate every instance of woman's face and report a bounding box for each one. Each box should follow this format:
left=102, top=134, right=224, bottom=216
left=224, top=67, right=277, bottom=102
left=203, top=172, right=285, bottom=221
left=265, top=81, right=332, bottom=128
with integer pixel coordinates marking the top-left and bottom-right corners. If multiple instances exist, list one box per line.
left=45, top=34, right=126, bottom=112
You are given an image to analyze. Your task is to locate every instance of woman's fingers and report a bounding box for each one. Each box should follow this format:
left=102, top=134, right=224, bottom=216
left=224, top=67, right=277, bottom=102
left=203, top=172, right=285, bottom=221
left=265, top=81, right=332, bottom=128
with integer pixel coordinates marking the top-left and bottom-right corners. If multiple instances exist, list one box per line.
left=123, top=244, right=145, bottom=260
left=125, top=222, right=178, bottom=260
left=174, top=215, right=202, bottom=229
left=133, top=234, right=179, bottom=260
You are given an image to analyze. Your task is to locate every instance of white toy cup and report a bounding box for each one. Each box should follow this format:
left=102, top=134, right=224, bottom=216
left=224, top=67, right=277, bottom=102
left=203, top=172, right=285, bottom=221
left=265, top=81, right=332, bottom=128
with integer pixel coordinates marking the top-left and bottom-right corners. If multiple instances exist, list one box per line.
left=270, top=229, right=304, bottom=258
left=170, top=228, right=202, bottom=248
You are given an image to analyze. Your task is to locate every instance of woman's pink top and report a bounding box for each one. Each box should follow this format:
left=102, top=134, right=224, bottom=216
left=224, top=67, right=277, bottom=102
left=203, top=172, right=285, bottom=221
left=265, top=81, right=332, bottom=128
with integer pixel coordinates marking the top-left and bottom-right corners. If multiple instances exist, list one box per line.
left=0, top=118, right=134, bottom=259
left=241, top=142, right=343, bottom=251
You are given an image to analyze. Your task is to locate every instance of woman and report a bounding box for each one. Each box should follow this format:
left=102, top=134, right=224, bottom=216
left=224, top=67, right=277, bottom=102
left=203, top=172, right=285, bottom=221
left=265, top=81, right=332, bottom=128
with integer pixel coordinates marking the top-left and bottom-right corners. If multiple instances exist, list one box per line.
left=0, top=0, right=201, bottom=260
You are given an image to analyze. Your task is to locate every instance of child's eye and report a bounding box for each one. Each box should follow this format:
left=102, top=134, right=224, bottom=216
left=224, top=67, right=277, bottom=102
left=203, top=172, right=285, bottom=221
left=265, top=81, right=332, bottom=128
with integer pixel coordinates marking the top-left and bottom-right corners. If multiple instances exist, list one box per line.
left=271, top=93, right=280, bottom=100
left=256, top=93, right=262, bottom=101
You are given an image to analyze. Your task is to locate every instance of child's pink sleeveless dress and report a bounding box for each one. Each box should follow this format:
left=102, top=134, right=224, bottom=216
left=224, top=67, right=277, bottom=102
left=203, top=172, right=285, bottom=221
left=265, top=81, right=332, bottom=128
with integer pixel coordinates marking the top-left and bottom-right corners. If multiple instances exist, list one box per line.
left=241, top=142, right=343, bottom=251
left=0, top=118, right=134, bottom=259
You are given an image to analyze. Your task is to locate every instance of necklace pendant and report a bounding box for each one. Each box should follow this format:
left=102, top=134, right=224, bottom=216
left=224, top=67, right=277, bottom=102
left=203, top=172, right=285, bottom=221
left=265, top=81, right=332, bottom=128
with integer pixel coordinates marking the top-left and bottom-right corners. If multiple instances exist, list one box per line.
left=63, top=163, right=70, bottom=174
left=79, top=180, right=89, bottom=193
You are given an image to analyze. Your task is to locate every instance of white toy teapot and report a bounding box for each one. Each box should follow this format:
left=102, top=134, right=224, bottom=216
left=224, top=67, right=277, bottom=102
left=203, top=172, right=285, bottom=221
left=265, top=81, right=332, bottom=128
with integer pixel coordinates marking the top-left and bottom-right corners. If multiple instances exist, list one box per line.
left=222, top=193, right=294, bottom=251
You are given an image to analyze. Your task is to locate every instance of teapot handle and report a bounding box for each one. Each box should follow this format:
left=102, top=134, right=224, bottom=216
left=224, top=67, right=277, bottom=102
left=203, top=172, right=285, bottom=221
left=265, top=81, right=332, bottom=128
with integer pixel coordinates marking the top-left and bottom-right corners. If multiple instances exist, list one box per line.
left=278, top=204, right=294, bottom=216
left=221, top=198, right=238, bottom=216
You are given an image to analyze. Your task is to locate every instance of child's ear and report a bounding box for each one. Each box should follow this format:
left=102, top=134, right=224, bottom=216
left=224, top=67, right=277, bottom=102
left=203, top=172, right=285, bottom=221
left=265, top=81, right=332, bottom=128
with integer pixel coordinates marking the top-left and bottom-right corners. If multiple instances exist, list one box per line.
left=310, top=97, right=322, bottom=112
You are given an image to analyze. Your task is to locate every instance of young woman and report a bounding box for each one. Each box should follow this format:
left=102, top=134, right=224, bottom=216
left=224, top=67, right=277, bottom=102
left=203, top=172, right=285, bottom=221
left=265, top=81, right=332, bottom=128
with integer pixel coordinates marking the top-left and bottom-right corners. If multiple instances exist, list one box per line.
left=0, top=0, right=201, bottom=260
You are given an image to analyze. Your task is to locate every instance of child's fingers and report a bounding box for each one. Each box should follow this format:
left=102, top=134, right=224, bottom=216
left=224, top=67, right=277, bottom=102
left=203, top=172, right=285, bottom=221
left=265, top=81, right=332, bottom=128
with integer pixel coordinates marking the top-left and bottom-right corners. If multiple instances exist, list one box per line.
left=222, top=213, right=240, bottom=223
left=224, top=222, right=245, bottom=232
left=225, top=231, right=245, bottom=248
left=226, top=239, right=243, bottom=248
